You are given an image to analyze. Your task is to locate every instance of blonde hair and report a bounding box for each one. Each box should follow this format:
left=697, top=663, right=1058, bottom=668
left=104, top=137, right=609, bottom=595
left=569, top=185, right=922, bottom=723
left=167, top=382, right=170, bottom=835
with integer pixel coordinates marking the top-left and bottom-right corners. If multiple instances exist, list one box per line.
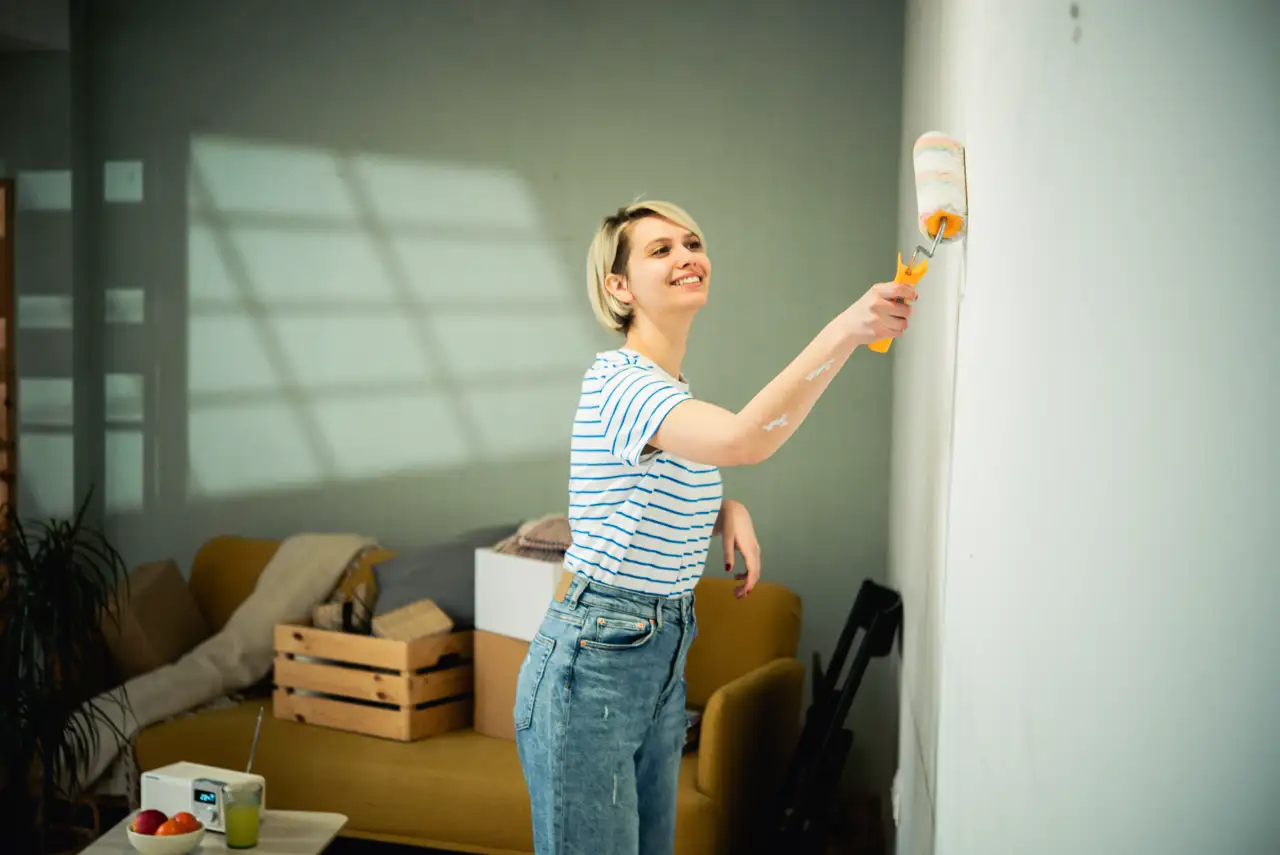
left=585, top=200, right=704, bottom=333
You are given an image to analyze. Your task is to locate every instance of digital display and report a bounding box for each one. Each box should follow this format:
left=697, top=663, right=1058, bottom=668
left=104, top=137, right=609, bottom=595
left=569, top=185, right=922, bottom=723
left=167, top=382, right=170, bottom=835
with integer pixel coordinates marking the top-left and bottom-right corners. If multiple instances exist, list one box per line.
left=195, top=788, right=218, bottom=804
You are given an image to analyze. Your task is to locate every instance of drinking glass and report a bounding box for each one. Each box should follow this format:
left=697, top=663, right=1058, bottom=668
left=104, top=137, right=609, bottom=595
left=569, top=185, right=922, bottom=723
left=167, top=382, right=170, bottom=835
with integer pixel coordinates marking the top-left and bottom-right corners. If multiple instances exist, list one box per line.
left=222, top=780, right=263, bottom=849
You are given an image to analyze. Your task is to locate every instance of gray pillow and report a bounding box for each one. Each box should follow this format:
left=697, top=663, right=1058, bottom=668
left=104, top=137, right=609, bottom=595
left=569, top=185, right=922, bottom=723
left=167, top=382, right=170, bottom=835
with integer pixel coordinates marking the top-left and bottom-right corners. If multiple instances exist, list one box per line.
left=372, top=524, right=519, bottom=629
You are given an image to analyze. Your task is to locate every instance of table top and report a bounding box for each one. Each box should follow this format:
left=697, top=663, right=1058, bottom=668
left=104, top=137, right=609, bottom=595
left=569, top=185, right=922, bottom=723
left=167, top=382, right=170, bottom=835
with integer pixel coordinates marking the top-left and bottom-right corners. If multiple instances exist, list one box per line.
left=84, top=809, right=349, bottom=855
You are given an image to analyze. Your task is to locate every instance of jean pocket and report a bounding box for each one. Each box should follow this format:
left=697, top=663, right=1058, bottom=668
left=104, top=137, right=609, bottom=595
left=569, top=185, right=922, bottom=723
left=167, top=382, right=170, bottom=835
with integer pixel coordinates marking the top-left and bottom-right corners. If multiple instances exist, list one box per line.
left=514, top=632, right=556, bottom=732
left=580, top=611, right=656, bottom=651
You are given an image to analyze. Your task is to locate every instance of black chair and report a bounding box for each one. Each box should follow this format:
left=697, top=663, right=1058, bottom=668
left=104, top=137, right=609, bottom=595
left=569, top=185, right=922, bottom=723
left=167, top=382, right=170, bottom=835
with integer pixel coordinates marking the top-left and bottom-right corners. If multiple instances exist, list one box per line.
left=759, top=577, right=903, bottom=854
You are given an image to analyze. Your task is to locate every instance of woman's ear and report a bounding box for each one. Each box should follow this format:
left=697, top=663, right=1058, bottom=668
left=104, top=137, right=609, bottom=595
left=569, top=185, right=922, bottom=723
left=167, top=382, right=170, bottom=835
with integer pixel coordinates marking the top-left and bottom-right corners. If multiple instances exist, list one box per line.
left=605, top=273, right=632, bottom=304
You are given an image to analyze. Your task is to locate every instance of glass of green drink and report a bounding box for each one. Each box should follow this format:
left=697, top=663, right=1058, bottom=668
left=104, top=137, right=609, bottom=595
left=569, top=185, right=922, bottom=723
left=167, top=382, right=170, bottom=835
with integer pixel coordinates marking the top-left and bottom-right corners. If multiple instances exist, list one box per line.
left=222, top=779, right=263, bottom=848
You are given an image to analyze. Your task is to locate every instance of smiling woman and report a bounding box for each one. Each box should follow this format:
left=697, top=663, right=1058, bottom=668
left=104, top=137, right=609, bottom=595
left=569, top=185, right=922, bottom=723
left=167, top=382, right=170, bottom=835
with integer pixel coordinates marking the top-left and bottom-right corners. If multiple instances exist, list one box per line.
left=510, top=199, right=919, bottom=855
left=585, top=200, right=713, bottom=333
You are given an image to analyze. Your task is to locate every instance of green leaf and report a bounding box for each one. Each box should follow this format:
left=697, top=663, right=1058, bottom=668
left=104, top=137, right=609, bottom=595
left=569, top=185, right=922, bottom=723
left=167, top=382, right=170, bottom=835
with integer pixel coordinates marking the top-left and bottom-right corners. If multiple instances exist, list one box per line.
left=0, top=486, right=136, bottom=849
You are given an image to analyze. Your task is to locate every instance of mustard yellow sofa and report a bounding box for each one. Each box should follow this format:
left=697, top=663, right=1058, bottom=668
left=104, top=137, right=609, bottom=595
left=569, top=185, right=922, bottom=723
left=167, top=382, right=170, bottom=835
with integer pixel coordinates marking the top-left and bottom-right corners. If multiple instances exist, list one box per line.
left=135, top=536, right=805, bottom=854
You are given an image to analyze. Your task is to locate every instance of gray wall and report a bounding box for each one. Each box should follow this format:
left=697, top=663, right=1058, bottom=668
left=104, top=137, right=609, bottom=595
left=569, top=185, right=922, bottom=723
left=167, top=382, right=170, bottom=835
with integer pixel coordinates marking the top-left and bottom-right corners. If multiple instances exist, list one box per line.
left=0, top=0, right=68, bottom=51
left=0, top=48, right=77, bottom=523
left=6, top=0, right=908, bottom=801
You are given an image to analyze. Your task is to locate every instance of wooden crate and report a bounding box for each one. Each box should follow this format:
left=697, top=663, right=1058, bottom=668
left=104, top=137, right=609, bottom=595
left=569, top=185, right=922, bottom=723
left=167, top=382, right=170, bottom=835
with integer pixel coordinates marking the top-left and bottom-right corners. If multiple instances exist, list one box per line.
left=272, top=623, right=474, bottom=741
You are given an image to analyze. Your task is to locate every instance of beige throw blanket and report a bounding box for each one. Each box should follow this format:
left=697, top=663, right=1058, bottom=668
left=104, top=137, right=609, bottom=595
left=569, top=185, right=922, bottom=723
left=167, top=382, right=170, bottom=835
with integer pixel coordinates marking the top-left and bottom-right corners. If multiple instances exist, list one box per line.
left=71, top=533, right=376, bottom=793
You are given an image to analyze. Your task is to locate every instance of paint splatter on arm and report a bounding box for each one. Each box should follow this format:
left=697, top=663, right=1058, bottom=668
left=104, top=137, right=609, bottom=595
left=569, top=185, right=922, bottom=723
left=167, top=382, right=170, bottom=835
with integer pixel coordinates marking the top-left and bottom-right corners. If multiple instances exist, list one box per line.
left=805, top=359, right=835, bottom=381
left=763, top=414, right=789, bottom=432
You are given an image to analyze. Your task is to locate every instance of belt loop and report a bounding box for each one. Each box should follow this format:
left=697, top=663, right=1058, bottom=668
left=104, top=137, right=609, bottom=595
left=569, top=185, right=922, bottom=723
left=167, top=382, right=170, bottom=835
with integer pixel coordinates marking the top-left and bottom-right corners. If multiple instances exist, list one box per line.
left=655, top=598, right=663, bottom=631
left=568, top=577, right=587, bottom=607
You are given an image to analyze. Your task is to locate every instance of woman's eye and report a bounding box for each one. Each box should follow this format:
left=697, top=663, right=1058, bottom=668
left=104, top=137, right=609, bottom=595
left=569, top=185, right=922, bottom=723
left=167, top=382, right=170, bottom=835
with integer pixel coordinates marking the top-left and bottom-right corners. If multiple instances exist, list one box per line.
left=687, top=240, right=703, bottom=250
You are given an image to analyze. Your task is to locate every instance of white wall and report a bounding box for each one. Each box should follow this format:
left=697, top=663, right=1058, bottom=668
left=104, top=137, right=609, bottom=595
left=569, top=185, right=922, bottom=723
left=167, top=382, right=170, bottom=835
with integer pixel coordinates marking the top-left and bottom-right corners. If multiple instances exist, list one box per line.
left=893, top=0, right=1280, bottom=853
left=887, top=0, right=965, bottom=850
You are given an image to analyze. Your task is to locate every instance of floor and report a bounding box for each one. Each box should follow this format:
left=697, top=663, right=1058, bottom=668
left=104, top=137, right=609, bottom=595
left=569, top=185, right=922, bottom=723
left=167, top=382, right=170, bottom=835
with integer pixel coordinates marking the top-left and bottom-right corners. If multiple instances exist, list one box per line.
left=327, top=842, right=464, bottom=854
left=325, top=840, right=465, bottom=855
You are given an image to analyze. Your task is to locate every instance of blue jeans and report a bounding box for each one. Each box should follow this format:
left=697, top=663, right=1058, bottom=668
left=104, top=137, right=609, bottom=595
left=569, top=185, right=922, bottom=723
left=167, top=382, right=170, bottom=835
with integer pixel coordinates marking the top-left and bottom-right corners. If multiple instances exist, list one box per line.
left=514, top=574, right=699, bottom=855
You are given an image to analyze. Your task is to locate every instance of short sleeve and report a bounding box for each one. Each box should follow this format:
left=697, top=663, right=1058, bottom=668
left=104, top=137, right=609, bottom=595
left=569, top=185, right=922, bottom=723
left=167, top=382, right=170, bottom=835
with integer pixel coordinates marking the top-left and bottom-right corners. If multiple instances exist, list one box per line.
left=598, top=365, right=691, bottom=466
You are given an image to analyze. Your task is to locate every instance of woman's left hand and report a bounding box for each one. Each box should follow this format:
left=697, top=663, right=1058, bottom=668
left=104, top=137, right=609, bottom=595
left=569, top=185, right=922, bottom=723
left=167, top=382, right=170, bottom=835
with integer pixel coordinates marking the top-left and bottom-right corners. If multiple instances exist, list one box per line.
left=719, top=499, right=761, bottom=599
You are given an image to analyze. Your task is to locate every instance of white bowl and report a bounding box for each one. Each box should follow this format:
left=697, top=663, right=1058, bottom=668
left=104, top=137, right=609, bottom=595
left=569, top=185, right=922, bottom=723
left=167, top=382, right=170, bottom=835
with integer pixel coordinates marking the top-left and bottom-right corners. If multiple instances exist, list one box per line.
left=126, top=824, right=206, bottom=855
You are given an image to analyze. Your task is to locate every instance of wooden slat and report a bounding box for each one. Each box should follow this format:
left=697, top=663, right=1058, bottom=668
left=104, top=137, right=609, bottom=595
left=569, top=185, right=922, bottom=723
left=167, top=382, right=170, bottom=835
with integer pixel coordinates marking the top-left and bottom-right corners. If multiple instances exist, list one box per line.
left=274, top=654, right=412, bottom=704
left=407, top=664, right=474, bottom=706
left=273, top=689, right=411, bottom=741
left=405, top=629, right=474, bottom=673
left=272, top=689, right=473, bottom=742
left=274, top=624, right=409, bottom=671
left=407, top=697, right=473, bottom=741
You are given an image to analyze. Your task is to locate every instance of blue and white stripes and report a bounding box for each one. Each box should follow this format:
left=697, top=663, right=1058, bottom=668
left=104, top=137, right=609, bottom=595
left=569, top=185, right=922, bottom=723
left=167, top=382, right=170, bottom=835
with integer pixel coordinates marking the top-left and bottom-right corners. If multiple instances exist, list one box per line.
left=564, top=349, right=723, bottom=597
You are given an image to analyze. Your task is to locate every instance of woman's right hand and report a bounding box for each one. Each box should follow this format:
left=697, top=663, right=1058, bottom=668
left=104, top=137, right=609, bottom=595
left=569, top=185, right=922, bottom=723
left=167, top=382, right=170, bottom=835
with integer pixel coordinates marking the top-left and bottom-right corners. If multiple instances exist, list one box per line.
left=647, top=279, right=923, bottom=468
left=840, top=281, right=919, bottom=346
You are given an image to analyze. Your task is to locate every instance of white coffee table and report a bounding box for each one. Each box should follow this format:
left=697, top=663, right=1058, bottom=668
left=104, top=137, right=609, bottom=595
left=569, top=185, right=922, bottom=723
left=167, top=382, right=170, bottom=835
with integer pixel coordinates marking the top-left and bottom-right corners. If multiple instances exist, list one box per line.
left=84, top=809, right=348, bottom=854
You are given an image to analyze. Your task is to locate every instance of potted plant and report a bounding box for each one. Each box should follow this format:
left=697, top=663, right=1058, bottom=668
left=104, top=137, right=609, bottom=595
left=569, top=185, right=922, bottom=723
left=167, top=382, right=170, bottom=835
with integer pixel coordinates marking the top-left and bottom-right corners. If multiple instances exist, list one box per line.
left=0, top=489, right=134, bottom=853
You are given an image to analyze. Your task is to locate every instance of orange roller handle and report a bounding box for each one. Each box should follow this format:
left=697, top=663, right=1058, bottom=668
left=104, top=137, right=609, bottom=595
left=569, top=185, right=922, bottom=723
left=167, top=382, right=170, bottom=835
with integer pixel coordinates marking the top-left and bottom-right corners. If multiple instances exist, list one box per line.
left=867, top=253, right=929, bottom=354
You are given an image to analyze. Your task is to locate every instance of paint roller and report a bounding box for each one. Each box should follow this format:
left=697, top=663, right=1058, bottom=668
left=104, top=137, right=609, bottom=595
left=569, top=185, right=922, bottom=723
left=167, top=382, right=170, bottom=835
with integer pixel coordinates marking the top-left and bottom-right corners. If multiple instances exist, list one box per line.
left=868, top=131, right=968, bottom=353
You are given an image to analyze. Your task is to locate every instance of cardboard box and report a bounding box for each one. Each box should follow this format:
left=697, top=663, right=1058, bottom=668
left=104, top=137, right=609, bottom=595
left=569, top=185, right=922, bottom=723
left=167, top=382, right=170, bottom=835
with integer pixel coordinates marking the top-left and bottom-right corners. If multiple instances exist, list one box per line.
left=472, top=550, right=577, bottom=740
left=473, top=630, right=529, bottom=741
left=474, top=548, right=573, bottom=642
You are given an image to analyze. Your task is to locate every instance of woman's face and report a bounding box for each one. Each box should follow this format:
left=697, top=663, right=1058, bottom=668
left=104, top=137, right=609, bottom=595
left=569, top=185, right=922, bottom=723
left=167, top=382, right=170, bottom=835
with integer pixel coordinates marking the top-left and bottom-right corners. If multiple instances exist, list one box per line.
left=610, top=215, right=711, bottom=321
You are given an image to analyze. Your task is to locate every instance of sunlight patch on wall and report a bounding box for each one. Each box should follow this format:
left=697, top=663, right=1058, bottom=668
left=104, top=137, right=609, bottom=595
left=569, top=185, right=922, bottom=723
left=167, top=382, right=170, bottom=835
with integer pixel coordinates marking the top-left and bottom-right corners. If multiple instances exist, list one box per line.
left=19, top=377, right=73, bottom=426
left=16, top=170, right=72, bottom=211
left=105, top=429, right=144, bottom=513
left=15, top=377, right=74, bottom=518
left=186, top=135, right=594, bottom=499
left=104, top=373, right=146, bottom=514
left=310, top=393, right=472, bottom=477
left=268, top=316, right=432, bottom=387
left=385, top=236, right=569, bottom=302
left=105, top=288, right=146, bottom=324
left=17, top=295, right=73, bottom=329
left=189, top=226, right=397, bottom=304
left=349, top=153, right=542, bottom=230
left=189, top=401, right=323, bottom=495
left=188, top=137, right=357, bottom=219
left=18, top=434, right=74, bottom=518
left=106, top=373, right=145, bottom=423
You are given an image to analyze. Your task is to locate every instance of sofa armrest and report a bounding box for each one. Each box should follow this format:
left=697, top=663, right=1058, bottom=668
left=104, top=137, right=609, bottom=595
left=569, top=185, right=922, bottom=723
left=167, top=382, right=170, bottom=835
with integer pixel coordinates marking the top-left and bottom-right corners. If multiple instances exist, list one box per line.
left=696, top=657, right=805, bottom=844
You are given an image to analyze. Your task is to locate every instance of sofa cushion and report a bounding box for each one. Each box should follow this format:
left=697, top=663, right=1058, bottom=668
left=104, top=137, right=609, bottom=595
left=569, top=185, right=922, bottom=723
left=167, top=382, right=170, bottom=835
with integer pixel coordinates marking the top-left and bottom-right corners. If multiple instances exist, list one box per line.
left=135, top=699, right=719, bottom=853
left=371, top=524, right=518, bottom=628
left=102, top=559, right=212, bottom=680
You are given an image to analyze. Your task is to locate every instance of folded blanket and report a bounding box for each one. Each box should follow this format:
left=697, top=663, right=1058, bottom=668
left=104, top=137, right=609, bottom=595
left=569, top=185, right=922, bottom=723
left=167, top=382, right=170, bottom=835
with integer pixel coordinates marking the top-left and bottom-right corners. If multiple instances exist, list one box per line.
left=494, top=513, right=571, bottom=561
left=68, top=532, right=375, bottom=793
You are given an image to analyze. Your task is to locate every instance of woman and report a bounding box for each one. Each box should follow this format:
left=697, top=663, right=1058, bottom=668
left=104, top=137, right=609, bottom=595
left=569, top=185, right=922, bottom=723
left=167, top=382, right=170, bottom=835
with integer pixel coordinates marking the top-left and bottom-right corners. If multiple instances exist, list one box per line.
left=513, top=200, right=915, bottom=855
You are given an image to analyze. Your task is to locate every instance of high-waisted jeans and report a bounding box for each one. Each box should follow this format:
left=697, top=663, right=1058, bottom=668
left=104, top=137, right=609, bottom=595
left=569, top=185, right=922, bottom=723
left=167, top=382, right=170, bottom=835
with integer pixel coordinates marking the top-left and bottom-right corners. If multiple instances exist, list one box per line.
left=514, top=573, right=699, bottom=855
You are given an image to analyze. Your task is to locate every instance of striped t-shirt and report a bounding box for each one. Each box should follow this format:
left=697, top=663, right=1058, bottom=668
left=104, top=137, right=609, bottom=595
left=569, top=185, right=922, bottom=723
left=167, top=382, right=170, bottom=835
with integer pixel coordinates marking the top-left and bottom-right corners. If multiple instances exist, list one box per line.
left=563, top=348, right=724, bottom=597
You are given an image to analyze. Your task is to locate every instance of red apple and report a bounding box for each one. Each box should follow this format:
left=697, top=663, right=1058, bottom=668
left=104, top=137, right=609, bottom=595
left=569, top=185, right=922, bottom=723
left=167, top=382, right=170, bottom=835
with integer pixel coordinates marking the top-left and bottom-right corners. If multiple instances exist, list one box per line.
left=131, top=809, right=168, bottom=835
